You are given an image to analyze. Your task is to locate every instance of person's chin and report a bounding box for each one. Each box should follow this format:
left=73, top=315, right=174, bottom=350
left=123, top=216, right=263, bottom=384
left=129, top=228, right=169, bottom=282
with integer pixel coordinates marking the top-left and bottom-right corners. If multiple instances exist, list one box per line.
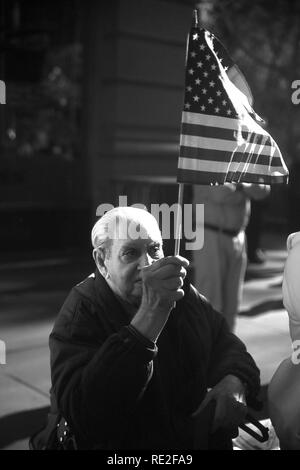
left=129, top=285, right=142, bottom=306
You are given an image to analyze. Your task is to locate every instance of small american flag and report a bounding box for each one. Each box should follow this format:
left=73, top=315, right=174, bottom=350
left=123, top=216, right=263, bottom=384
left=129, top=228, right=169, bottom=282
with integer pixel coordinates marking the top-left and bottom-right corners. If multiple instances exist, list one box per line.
left=177, top=27, right=289, bottom=185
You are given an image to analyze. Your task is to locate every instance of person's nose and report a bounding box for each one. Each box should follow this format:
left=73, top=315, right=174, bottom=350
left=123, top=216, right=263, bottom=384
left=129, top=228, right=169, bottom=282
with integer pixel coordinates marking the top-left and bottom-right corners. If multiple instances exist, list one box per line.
left=139, top=251, right=153, bottom=268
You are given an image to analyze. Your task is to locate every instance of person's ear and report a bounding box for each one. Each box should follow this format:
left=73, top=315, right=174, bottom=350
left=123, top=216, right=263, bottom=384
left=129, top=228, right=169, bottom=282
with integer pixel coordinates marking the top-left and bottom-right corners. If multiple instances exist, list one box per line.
left=93, top=248, right=108, bottom=278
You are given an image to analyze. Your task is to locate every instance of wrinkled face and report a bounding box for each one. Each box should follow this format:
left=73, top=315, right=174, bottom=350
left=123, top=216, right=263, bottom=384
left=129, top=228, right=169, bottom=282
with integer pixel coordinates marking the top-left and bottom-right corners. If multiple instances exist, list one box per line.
left=104, top=217, right=163, bottom=306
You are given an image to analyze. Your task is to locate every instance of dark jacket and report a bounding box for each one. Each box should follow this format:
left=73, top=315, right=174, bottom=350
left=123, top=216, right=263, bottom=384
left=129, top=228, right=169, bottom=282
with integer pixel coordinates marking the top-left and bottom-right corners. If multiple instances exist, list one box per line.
left=49, top=270, right=260, bottom=449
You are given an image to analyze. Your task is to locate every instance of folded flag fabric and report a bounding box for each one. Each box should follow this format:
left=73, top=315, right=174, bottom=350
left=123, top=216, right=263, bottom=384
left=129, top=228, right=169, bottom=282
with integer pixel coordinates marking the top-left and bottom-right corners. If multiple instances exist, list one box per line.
left=177, top=27, right=289, bottom=185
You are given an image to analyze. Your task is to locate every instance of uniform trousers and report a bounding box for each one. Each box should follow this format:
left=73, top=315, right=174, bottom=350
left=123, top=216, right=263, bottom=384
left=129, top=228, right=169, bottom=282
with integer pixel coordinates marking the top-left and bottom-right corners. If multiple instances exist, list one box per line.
left=193, top=227, right=247, bottom=331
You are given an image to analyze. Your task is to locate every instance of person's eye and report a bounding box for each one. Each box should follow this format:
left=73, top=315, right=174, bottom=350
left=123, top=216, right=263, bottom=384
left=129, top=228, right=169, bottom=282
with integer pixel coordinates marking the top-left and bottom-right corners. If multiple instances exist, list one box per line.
left=122, top=249, right=138, bottom=260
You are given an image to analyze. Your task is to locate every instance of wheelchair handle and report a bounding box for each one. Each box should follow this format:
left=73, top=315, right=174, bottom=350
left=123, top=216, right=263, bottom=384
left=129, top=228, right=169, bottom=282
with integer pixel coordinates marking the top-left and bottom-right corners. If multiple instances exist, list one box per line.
left=239, top=413, right=269, bottom=443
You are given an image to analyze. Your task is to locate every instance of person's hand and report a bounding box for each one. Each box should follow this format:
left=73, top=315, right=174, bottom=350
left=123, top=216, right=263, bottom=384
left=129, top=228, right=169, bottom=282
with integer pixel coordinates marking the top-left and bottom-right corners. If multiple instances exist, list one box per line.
left=139, top=255, right=189, bottom=315
left=131, top=256, right=189, bottom=342
left=192, top=375, right=247, bottom=436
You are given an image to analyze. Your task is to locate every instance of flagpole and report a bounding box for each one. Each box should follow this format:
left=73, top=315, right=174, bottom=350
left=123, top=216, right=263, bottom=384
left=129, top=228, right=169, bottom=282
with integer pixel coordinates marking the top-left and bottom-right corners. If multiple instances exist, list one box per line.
left=174, top=182, right=184, bottom=256
left=193, top=6, right=199, bottom=27
left=174, top=9, right=198, bottom=257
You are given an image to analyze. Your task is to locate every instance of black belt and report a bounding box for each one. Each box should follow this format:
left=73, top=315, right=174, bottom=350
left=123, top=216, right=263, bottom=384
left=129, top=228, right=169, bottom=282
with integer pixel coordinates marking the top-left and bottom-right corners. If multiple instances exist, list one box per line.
left=204, top=223, right=241, bottom=238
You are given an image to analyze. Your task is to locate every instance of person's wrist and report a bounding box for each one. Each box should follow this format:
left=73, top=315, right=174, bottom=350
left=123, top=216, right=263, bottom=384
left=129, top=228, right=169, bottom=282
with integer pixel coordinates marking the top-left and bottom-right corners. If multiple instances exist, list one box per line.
left=131, top=304, right=170, bottom=342
left=138, top=300, right=172, bottom=319
left=126, top=324, right=157, bottom=349
left=223, top=374, right=246, bottom=395
left=130, top=318, right=159, bottom=343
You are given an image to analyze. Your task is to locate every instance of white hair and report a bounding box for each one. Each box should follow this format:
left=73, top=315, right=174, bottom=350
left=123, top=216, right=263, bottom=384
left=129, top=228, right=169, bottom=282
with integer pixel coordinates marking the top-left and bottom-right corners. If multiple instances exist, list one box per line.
left=91, top=206, right=162, bottom=255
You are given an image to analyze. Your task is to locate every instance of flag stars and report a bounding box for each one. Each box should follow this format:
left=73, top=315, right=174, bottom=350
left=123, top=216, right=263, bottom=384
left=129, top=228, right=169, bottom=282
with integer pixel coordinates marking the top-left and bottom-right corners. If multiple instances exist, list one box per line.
left=208, top=97, right=214, bottom=104
left=215, top=107, right=220, bottom=113
left=226, top=109, right=232, bottom=115
left=202, top=88, right=207, bottom=94
left=211, top=64, right=217, bottom=70
left=190, top=51, right=196, bottom=58
left=199, top=44, right=205, bottom=50
left=203, top=71, right=208, bottom=77
left=209, top=81, right=215, bottom=87
left=195, top=78, right=201, bottom=85
left=205, top=54, right=211, bottom=60
left=216, top=90, right=222, bottom=96
left=184, top=103, right=191, bottom=110
left=186, top=86, right=192, bottom=92
left=188, top=68, right=194, bottom=75
left=193, top=33, right=199, bottom=40
left=222, top=99, right=227, bottom=106
left=197, top=61, right=203, bottom=68
left=200, top=105, right=206, bottom=111
left=193, top=95, right=200, bottom=102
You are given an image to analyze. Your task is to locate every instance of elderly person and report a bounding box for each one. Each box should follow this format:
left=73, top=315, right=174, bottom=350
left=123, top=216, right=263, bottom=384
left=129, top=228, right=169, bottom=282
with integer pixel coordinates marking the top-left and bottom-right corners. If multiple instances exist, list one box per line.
left=268, top=232, right=300, bottom=450
left=48, top=206, right=260, bottom=449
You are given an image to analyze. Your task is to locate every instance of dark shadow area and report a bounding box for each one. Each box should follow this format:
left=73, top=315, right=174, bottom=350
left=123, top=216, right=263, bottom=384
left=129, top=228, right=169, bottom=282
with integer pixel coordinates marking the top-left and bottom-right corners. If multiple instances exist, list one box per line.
left=1, top=254, right=94, bottom=295
left=0, top=385, right=270, bottom=449
left=0, top=406, right=50, bottom=449
left=239, top=299, right=284, bottom=317
left=0, top=252, right=95, bottom=327
left=251, top=384, right=269, bottom=422
left=0, top=208, right=92, bottom=253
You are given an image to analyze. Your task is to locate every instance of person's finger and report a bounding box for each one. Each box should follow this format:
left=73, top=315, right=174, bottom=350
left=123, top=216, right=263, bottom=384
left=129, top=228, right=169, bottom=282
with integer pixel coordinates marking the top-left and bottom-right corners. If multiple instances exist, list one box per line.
left=211, top=398, right=225, bottom=431
left=164, top=255, right=190, bottom=268
left=162, top=277, right=184, bottom=290
left=157, top=288, right=184, bottom=303
left=142, top=264, right=187, bottom=282
left=151, top=278, right=181, bottom=291
left=180, top=266, right=187, bottom=279
left=191, top=391, right=213, bottom=418
left=212, top=399, right=247, bottom=432
left=172, top=289, right=185, bottom=301
left=152, top=263, right=182, bottom=278
left=144, top=256, right=189, bottom=272
left=232, top=402, right=248, bottom=426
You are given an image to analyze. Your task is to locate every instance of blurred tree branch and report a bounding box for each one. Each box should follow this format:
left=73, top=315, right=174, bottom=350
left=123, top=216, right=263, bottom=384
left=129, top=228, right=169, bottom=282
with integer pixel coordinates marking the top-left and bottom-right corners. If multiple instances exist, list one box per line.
left=204, top=0, right=300, bottom=162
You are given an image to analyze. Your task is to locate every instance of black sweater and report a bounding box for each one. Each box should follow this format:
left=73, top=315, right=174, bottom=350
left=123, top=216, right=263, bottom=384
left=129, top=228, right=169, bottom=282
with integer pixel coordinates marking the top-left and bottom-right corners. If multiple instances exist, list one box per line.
left=49, top=270, right=260, bottom=449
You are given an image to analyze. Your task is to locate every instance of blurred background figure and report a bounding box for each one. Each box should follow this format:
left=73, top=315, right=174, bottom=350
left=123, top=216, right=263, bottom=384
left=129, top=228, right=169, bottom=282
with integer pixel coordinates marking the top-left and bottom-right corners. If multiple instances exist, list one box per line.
left=268, top=232, right=300, bottom=450
left=193, top=182, right=270, bottom=331
left=246, top=197, right=270, bottom=264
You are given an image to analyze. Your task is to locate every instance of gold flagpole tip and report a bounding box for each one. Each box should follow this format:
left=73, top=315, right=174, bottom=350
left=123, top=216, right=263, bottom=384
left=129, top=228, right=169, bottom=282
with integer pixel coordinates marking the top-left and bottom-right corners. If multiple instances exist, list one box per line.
left=193, top=8, right=199, bottom=28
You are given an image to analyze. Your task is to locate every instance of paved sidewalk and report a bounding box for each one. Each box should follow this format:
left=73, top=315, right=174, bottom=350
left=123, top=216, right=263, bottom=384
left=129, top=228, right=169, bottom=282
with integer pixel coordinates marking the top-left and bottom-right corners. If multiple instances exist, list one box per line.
left=0, top=242, right=291, bottom=449
left=0, top=252, right=94, bottom=449
left=237, top=249, right=290, bottom=386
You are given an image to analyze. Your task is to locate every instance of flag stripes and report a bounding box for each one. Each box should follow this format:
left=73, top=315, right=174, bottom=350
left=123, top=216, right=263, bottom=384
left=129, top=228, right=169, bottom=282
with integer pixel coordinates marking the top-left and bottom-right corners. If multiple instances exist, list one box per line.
left=180, top=122, right=273, bottom=146
left=179, top=146, right=285, bottom=167
left=177, top=28, right=288, bottom=185
left=177, top=168, right=287, bottom=185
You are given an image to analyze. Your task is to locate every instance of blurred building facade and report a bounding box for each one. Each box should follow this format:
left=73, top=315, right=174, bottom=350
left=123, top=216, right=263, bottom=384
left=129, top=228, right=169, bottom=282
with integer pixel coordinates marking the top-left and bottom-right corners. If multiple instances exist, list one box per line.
left=0, top=0, right=195, bottom=254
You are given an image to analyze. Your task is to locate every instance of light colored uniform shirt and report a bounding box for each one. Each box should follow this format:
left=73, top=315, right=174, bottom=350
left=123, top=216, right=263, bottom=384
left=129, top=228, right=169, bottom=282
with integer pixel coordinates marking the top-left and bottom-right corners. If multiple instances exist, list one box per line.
left=194, top=183, right=270, bottom=233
